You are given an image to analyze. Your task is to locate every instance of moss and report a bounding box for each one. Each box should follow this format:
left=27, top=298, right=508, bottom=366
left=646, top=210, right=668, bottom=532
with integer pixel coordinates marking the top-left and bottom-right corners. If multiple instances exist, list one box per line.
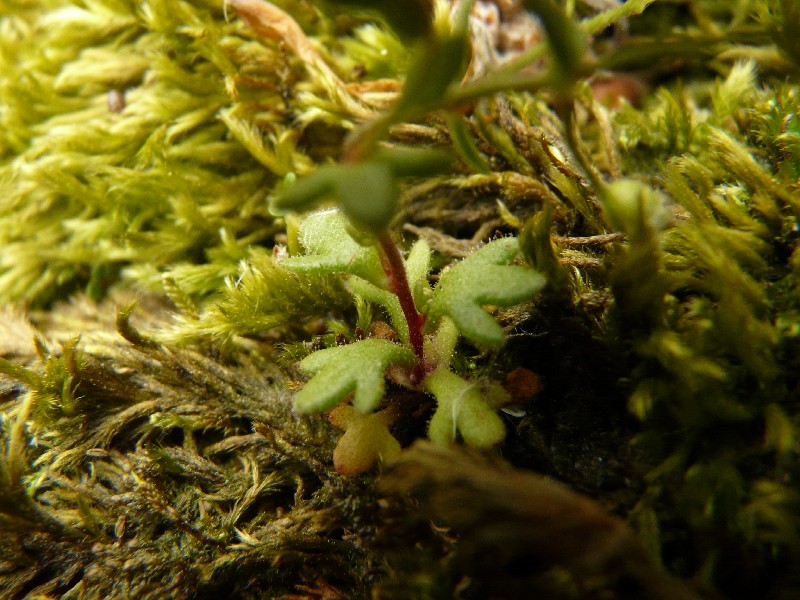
left=0, top=0, right=799, bottom=598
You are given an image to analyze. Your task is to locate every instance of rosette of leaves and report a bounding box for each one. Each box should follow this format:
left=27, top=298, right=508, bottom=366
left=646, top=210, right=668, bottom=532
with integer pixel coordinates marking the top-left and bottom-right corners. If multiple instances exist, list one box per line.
left=273, top=204, right=545, bottom=475
left=238, top=0, right=555, bottom=475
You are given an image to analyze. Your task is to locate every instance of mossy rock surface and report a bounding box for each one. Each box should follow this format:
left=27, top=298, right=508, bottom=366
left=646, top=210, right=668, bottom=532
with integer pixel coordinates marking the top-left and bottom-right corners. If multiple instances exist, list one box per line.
left=1, top=1, right=799, bottom=598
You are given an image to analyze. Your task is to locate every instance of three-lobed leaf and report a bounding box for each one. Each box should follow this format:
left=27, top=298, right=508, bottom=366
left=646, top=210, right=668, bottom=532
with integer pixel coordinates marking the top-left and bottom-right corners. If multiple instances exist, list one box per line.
left=279, top=210, right=386, bottom=285
left=428, top=237, right=546, bottom=347
left=423, top=368, right=506, bottom=448
left=295, top=338, right=417, bottom=414
left=329, top=404, right=401, bottom=476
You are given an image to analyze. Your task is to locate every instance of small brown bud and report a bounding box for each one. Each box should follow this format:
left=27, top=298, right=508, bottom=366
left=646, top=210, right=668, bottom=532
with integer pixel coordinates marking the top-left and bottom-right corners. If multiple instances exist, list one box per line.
left=504, top=367, right=543, bottom=403
left=368, top=320, right=399, bottom=342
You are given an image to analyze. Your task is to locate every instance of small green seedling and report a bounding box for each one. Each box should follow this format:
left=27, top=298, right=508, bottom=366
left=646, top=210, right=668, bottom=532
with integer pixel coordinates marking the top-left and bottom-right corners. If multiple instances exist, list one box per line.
left=275, top=206, right=545, bottom=475
left=241, top=0, right=553, bottom=475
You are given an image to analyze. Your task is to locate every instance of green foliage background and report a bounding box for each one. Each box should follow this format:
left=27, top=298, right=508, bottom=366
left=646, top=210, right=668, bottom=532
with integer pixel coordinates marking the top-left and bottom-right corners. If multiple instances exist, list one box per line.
left=0, top=0, right=798, bottom=598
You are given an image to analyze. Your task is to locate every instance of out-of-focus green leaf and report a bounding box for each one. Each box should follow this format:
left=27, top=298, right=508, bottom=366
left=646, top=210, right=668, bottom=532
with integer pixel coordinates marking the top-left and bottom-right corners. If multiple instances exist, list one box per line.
left=522, top=0, right=585, bottom=84
left=270, top=148, right=454, bottom=232
left=322, top=0, right=435, bottom=42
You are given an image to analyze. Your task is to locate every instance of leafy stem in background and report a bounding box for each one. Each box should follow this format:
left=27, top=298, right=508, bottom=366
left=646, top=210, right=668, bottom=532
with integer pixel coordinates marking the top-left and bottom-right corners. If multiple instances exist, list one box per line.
left=339, top=0, right=591, bottom=161
left=341, top=0, right=475, bottom=162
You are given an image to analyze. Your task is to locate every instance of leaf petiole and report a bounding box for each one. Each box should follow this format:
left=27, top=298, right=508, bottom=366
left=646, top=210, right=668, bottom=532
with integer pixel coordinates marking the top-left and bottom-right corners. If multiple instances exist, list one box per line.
left=377, top=231, right=426, bottom=382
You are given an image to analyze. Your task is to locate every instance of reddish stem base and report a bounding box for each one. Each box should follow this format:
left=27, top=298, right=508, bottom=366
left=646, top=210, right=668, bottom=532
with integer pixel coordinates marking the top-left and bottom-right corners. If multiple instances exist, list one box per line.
left=378, top=232, right=426, bottom=383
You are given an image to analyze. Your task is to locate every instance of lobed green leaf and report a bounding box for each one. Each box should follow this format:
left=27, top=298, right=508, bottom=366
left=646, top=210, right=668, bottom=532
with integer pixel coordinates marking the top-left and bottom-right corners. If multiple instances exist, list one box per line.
left=428, top=237, right=546, bottom=347
left=295, top=339, right=417, bottom=413
left=279, top=210, right=386, bottom=286
left=423, top=369, right=505, bottom=448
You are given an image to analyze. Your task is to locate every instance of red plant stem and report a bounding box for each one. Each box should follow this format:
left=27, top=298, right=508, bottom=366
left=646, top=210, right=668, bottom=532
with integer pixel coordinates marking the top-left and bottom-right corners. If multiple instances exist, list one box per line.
left=378, top=232, right=426, bottom=381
